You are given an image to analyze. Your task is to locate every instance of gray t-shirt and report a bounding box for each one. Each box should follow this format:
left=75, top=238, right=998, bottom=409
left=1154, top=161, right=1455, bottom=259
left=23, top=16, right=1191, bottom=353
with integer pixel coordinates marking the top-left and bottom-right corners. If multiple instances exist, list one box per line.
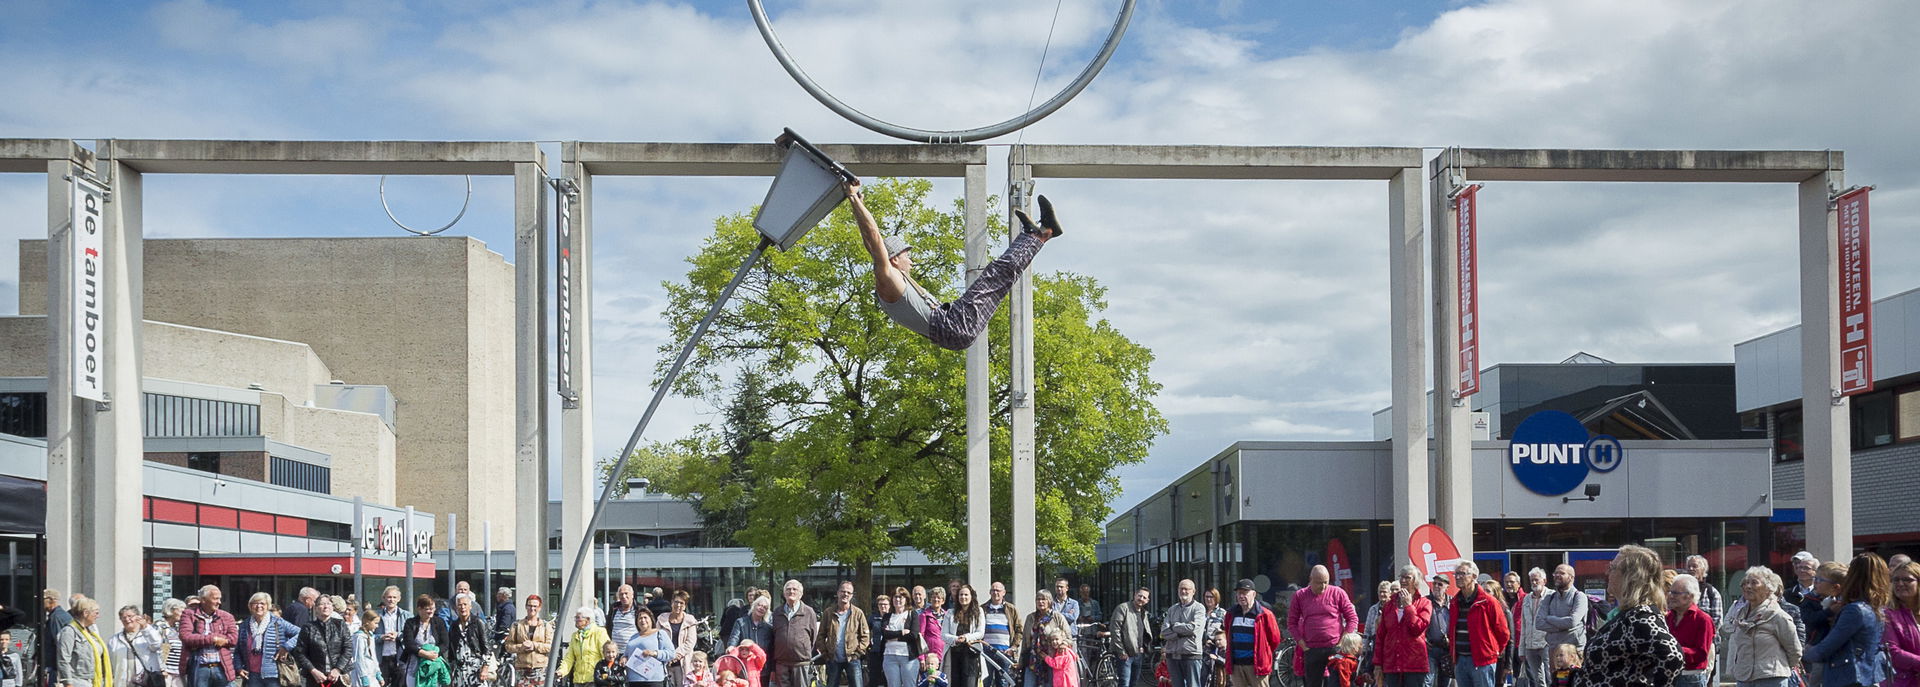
left=876, top=280, right=935, bottom=337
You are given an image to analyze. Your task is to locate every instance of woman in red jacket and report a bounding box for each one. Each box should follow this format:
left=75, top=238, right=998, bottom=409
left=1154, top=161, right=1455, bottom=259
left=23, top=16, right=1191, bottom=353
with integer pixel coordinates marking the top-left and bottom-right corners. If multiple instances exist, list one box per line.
left=1372, top=566, right=1433, bottom=687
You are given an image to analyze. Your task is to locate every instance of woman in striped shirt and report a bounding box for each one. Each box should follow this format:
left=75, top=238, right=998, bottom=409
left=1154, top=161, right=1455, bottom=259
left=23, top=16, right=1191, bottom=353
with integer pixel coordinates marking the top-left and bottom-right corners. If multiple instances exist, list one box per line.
left=156, top=599, right=188, bottom=687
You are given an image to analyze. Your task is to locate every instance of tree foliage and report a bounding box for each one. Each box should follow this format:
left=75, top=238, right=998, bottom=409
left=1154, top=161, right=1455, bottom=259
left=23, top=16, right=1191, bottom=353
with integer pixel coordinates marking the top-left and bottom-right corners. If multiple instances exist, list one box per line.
left=611, top=178, right=1166, bottom=580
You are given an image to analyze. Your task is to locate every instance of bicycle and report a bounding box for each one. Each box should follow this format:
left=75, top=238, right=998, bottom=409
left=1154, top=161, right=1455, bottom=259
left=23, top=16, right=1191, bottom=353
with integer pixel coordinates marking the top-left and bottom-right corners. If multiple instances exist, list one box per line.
left=1270, top=641, right=1301, bottom=687
left=1076, top=622, right=1122, bottom=687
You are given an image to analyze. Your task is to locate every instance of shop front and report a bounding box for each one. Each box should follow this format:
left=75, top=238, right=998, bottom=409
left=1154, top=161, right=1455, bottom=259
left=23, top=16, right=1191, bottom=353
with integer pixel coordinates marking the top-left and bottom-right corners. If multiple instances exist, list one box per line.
left=1100, top=429, right=1776, bottom=613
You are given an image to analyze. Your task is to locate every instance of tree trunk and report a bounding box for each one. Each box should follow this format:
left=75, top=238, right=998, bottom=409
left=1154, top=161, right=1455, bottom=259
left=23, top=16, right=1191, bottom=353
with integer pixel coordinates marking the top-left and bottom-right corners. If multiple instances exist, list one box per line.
left=855, top=559, right=875, bottom=602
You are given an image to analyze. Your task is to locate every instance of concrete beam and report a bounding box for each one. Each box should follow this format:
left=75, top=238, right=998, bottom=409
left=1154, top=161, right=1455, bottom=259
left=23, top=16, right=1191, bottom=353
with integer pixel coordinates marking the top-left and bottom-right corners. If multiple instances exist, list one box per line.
left=1432, top=148, right=1841, bottom=183
left=512, top=161, right=551, bottom=601
left=1007, top=152, right=1037, bottom=605
left=0, top=139, right=93, bottom=173
left=1799, top=171, right=1852, bottom=560
left=567, top=142, right=986, bottom=177
left=106, top=140, right=543, bottom=175
left=1022, top=145, right=1424, bottom=180
left=1429, top=168, right=1473, bottom=557
left=963, top=164, right=991, bottom=597
left=1386, top=167, right=1428, bottom=560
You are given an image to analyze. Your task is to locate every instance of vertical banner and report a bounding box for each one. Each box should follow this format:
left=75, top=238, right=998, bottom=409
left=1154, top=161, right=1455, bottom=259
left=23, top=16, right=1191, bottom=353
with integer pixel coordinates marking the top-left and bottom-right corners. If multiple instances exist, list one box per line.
left=1837, top=187, right=1872, bottom=396
left=555, top=184, right=574, bottom=399
left=71, top=176, right=108, bottom=402
left=1455, top=185, right=1482, bottom=398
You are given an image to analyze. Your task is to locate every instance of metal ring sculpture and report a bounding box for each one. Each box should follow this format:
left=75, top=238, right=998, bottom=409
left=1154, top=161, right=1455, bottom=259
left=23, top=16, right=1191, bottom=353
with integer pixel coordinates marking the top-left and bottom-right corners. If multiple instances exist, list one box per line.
left=747, top=0, right=1137, bottom=143
left=379, top=175, right=473, bottom=236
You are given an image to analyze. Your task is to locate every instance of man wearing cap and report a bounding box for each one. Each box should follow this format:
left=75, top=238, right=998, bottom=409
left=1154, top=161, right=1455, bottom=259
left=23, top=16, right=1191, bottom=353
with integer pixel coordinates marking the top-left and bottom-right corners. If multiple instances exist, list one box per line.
left=1784, top=552, right=1819, bottom=606
left=1224, top=580, right=1282, bottom=687
left=846, top=179, right=1062, bottom=351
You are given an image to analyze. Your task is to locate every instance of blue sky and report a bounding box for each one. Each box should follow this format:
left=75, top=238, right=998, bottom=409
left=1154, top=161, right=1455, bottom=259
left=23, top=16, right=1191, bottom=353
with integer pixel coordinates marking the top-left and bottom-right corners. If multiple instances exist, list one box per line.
left=3, top=0, right=1917, bottom=521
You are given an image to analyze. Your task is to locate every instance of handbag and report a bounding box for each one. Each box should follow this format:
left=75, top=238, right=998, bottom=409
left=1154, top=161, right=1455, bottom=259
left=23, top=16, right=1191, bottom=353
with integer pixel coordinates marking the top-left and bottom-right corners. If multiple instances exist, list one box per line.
left=278, top=647, right=307, bottom=687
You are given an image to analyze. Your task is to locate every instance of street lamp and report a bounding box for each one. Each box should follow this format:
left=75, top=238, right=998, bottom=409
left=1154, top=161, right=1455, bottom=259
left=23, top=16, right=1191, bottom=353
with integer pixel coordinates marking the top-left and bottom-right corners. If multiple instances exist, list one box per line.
left=543, top=129, right=855, bottom=682
left=755, top=129, right=856, bottom=251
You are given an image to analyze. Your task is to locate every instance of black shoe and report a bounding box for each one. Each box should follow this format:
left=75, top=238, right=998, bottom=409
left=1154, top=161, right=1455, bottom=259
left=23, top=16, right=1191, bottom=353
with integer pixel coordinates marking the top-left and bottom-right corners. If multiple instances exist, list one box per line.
left=1037, top=195, right=1063, bottom=236
left=1014, top=209, right=1041, bottom=235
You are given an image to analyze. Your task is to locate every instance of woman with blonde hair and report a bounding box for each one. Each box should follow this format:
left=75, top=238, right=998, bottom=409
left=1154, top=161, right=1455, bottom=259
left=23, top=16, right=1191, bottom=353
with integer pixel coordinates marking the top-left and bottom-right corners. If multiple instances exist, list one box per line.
left=1571, top=545, right=1681, bottom=687
left=1718, top=566, right=1800, bottom=687
left=58, top=598, right=111, bottom=687
left=1804, top=553, right=1890, bottom=687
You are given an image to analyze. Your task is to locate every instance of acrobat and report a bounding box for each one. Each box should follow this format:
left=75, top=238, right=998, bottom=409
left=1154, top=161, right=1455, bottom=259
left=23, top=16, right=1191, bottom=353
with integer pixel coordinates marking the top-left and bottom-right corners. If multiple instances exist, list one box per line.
left=847, top=179, right=1061, bottom=351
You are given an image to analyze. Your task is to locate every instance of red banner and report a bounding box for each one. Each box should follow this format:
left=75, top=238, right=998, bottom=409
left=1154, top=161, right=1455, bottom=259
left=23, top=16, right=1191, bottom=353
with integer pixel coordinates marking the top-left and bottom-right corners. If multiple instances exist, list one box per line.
left=1455, top=185, right=1482, bottom=397
left=1838, top=188, right=1872, bottom=396
left=1408, top=524, right=1463, bottom=580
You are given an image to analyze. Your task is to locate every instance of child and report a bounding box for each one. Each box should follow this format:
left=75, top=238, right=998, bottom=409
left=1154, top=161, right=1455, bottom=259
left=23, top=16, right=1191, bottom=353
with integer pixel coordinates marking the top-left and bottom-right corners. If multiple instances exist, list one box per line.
left=684, top=651, right=714, bottom=687
left=712, top=655, right=749, bottom=687
left=723, top=640, right=767, bottom=687
left=1549, top=644, right=1583, bottom=687
left=918, top=653, right=950, bottom=687
left=1041, top=630, right=1078, bottom=687
left=595, top=641, right=625, bottom=687
left=1326, top=633, right=1363, bottom=687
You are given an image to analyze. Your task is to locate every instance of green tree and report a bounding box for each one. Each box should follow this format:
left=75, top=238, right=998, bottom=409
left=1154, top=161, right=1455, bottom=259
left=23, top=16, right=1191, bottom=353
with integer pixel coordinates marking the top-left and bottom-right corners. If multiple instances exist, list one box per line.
left=618, top=178, right=1165, bottom=590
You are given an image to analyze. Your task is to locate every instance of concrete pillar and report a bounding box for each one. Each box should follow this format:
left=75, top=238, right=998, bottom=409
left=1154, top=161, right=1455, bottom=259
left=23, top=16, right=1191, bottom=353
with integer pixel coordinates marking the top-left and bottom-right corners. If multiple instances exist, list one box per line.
left=1007, top=151, right=1037, bottom=600
left=964, top=163, right=992, bottom=594
left=560, top=162, right=596, bottom=595
left=43, top=157, right=81, bottom=598
left=1799, top=170, right=1852, bottom=560
left=91, top=160, right=147, bottom=614
left=1387, top=168, right=1430, bottom=559
left=1428, top=165, right=1473, bottom=556
left=513, top=161, right=551, bottom=603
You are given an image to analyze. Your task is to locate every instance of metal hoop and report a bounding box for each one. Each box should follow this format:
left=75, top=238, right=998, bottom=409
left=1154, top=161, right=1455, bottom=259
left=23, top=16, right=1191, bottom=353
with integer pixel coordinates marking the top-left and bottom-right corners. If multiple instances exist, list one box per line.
left=379, top=175, right=473, bottom=236
left=746, top=0, right=1137, bottom=144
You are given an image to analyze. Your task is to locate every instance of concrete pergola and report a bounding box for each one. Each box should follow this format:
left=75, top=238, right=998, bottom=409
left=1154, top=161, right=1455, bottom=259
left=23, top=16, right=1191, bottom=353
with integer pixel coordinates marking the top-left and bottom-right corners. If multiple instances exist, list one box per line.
left=1007, top=144, right=1431, bottom=600
left=8, top=137, right=1863, bottom=618
left=1428, top=148, right=1854, bottom=559
left=8, top=138, right=546, bottom=617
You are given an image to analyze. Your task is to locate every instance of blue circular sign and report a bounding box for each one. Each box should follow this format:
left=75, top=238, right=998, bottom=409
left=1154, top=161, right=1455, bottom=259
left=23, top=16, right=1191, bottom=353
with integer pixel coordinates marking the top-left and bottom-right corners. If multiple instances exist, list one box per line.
left=1507, top=410, right=1591, bottom=496
left=1586, top=435, right=1624, bottom=473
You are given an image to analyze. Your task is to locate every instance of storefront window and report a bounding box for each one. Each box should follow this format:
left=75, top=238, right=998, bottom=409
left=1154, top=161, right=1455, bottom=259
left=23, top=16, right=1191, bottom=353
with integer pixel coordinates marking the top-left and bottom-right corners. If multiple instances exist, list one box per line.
left=1775, top=408, right=1803, bottom=461
left=1853, top=390, right=1896, bottom=448
left=1896, top=385, right=1920, bottom=442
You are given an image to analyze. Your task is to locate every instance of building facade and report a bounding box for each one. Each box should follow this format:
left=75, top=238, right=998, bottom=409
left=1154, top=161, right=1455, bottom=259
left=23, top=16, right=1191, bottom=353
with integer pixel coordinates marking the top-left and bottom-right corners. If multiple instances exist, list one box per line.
left=1736, top=285, right=1920, bottom=554
left=17, top=236, right=516, bottom=547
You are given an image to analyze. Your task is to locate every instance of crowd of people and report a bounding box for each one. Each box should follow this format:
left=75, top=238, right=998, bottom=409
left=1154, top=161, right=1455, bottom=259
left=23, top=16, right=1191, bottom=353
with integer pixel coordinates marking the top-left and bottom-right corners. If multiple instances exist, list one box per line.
left=9, top=548, right=1918, bottom=687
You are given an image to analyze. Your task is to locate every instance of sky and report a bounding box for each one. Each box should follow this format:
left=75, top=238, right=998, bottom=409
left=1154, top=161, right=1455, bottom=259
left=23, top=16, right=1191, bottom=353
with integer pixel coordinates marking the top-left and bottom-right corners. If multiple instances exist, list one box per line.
left=2, top=0, right=1916, bottom=521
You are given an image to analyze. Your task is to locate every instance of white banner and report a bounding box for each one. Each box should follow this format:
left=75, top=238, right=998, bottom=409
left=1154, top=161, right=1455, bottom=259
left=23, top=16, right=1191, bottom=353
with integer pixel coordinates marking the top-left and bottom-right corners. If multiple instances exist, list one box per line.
left=71, top=176, right=108, bottom=402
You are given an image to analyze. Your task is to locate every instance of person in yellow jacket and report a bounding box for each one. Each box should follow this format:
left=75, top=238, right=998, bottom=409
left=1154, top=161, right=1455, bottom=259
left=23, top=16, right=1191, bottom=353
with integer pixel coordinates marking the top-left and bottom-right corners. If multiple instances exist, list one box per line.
left=58, top=599, right=113, bottom=687
left=560, top=608, right=611, bottom=685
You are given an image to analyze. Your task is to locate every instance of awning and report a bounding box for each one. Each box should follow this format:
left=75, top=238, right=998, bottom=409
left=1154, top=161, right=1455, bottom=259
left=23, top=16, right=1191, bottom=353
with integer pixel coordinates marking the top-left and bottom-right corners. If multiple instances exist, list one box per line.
left=0, top=475, right=46, bottom=534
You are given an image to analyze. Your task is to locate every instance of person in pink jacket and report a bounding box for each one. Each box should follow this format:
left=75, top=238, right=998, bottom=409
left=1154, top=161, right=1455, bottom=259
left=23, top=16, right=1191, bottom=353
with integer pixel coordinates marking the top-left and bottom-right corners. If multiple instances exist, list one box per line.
left=1888, top=561, right=1920, bottom=687
left=1290, top=566, right=1360, bottom=687
left=1371, top=567, right=1433, bottom=687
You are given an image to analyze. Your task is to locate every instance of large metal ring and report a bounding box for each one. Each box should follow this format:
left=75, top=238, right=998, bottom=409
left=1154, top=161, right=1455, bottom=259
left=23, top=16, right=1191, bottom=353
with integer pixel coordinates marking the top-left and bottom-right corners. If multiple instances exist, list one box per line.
left=379, top=175, right=472, bottom=236
left=747, top=0, right=1137, bottom=144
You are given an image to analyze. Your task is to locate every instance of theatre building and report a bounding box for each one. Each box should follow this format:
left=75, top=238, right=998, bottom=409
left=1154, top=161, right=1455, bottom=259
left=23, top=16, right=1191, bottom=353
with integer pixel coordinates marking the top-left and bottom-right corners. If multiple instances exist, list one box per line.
left=1, top=236, right=524, bottom=612
left=1099, top=356, right=1778, bottom=611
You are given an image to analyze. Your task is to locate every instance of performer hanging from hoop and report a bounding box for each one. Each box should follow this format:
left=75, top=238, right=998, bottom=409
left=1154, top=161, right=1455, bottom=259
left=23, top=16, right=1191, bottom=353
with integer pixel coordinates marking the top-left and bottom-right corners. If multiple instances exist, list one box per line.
left=846, top=179, right=1062, bottom=351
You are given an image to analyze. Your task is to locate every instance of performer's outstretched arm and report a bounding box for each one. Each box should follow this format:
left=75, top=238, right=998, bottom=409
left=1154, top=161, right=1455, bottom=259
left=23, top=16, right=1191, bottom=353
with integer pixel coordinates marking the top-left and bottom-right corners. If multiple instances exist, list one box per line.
left=847, top=180, right=908, bottom=303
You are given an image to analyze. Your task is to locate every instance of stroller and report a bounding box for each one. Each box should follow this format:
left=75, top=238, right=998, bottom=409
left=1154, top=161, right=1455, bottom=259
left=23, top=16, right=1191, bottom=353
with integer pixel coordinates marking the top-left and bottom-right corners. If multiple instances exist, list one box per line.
left=983, top=645, right=1018, bottom=687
